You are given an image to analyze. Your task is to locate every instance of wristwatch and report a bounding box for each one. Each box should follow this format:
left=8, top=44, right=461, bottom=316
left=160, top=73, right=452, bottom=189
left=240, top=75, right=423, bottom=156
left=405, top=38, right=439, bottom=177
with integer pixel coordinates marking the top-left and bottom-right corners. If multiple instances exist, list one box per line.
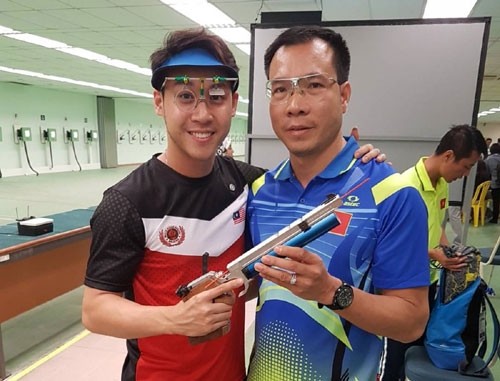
left=320, top=282, right=354, bottom=310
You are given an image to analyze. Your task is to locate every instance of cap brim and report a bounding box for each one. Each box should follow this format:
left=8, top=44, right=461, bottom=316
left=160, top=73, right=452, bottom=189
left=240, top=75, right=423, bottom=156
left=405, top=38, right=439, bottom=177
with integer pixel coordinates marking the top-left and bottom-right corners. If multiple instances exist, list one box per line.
left=151, top=48, right=239, bottom=91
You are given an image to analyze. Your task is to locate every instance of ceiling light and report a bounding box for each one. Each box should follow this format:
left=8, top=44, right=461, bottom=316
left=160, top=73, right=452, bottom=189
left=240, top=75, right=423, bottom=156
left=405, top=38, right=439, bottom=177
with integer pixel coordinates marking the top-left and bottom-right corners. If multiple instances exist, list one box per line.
left=56, top=47, right=109, bottom=61
left=209, top=27, right=250, bottom=44
left=0, top=26, right=15, bottom=34
left=235, top=44, right=251, bottom=55
left=0, top=23, right=248, bottom=103
left=423, top=0, right=478, bottom=18
left=161, top=0, right=251, bottom=51
left=57, top=47, right=151, bottom=75
left=0, top=66, right=152, bottom=98
left=161, top=0, right=235, bottom=26
left=0, top=25, right=151, bottom=75
left=8, top=33, right=67, bottom=49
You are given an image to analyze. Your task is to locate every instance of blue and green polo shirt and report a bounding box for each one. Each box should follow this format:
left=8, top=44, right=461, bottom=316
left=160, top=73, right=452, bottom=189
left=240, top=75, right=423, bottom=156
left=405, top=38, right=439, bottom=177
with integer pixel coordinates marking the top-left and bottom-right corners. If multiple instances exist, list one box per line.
left=246, top=137, right=429, bottom=381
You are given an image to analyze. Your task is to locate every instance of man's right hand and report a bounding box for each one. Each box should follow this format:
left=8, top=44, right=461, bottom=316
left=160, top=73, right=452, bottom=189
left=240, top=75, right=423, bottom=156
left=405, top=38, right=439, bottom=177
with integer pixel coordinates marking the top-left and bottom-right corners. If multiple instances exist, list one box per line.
left=172, top=278, right=243, bottom=337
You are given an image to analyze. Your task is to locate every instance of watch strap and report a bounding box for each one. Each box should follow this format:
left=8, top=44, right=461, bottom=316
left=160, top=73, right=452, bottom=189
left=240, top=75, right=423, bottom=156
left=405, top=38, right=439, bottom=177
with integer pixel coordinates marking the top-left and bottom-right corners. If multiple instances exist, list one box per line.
left=318, top=281, right=353, bottom=310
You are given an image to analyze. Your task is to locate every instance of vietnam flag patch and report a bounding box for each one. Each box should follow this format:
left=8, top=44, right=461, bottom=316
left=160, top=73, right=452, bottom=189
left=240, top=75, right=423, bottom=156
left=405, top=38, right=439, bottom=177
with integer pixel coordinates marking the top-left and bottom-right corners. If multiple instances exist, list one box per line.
left=440, top=198, right=446, bottom=209
left=330, top=210, right=352, bottom=236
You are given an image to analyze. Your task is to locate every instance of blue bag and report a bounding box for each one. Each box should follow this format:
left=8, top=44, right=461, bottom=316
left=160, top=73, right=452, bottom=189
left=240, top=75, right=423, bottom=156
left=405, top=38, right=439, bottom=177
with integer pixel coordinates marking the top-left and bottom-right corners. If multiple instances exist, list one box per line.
left=424, top=246, right=499, bottom=377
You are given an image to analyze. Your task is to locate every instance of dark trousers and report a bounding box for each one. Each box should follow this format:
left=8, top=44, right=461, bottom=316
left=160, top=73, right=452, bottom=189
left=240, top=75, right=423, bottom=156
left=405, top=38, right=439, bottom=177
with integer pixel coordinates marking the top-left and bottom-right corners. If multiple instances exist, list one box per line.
left=491, top=188, right=500, bottom=223
left=378, top=282, right=437, bottom=381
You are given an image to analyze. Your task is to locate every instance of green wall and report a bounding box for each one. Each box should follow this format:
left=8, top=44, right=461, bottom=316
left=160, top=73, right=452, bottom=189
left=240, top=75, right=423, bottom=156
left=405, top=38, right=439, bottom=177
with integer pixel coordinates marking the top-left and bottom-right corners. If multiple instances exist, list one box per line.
left=0, top=82, right=248, bottom=177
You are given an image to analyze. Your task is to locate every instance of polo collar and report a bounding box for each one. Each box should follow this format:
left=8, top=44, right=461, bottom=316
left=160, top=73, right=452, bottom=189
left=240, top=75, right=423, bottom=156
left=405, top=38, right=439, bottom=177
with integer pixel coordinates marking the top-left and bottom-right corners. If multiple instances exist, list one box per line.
left=275, top=136, right=359, bottom=181
left=414, top=157, right=446, bottom=192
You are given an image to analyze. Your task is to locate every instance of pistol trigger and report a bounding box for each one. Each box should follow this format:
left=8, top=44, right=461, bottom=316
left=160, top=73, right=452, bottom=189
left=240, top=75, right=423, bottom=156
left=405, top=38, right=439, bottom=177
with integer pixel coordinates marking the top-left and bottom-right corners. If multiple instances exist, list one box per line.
left=237, top=280, right=249, bottom=298
left=175, top=284, right=191, bottom=298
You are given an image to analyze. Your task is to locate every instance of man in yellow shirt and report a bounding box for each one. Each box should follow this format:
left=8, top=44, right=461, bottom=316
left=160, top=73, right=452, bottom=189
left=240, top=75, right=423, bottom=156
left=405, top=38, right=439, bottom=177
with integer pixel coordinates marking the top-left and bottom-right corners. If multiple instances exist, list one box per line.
left=379, top=124, right=488, bottom=381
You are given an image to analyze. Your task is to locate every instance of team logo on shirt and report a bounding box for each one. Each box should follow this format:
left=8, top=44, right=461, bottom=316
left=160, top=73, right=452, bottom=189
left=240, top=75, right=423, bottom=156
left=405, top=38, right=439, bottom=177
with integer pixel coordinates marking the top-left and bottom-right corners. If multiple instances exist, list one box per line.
left=159, top=226, right=186, bottom=247
left=343, top=195, right=360, bottom=207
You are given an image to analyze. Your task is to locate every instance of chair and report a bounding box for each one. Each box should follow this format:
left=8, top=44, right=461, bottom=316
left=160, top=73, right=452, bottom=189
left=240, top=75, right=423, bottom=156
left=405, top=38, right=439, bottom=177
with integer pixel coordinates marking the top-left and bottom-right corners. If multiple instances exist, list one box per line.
left=479, top=234, right=500, bottom=284
left=471, top=180, right=491, bottom=227
left=405, top=346, right=494, bottom=380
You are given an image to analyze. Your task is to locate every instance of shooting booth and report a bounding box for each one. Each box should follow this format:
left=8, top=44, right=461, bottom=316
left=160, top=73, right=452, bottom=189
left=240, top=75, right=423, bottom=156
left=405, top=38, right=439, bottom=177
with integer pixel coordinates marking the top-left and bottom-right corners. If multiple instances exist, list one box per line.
left=0, top=208, right=94, bottom=379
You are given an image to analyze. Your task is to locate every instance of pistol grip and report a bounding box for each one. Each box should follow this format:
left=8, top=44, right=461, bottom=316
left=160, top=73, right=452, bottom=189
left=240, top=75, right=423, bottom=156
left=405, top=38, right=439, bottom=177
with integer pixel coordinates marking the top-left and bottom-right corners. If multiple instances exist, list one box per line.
left=182, top=276, right=232, bottom=345
left=188, top=322, right=231, bottom=345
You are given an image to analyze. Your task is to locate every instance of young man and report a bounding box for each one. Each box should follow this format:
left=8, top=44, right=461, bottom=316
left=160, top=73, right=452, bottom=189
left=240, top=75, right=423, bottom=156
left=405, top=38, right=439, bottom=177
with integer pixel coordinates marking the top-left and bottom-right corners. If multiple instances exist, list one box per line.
left=381, top=124, right=488, bottom=380
left=82, top=28, right=263, bottom=381
left=246, top=26, right=430, bottom=381
left=82, top=27, right=381, bottom=381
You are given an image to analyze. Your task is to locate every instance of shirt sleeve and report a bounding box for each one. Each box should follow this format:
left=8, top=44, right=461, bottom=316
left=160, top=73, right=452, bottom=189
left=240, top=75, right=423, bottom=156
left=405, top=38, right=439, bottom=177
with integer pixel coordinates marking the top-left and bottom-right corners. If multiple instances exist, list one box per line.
left=372, top=185, right=430, bottom=290
left=235, top=160, right=266, bottom=184
left=84, top=188, right=146, bottom=292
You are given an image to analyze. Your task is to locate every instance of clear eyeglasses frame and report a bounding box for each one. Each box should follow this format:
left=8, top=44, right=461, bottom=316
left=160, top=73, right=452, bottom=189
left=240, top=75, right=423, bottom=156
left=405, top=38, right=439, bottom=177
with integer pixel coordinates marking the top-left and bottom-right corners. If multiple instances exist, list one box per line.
left=161, top=75, right=238, bottom=113
left=265, top=73, right=338, bottom=105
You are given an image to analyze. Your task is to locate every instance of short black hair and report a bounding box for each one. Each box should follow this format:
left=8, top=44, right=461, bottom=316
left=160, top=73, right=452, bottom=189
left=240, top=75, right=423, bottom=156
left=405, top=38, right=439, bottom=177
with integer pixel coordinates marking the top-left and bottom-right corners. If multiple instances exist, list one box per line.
left=435, top=124, right=487, bottom=160
left=264, top=26, right=350, bottom=84
left=490, top=143, right=500, bottom=155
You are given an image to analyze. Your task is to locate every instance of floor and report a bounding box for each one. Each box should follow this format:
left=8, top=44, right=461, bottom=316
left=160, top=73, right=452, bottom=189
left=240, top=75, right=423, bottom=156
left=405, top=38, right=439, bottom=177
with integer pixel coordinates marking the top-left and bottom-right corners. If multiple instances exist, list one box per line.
left=1, top=167, right=499, bottom=380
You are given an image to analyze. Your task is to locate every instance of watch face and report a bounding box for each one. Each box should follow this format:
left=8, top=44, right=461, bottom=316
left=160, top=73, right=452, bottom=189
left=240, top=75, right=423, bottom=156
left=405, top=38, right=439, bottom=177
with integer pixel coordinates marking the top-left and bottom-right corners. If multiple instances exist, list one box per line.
left=336, top=284, right=353, bottom=309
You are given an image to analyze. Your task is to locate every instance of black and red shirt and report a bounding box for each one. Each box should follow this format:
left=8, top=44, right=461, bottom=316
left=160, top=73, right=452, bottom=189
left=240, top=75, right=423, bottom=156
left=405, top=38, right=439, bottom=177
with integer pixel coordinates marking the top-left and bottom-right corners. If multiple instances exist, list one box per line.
left=85, top=154, right=263, bottom=381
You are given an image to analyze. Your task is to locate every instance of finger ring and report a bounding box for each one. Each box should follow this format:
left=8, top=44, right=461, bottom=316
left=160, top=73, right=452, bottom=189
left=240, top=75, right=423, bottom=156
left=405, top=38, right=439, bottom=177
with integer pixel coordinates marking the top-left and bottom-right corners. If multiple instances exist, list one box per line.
left=290, top=273, right=297, bottom=285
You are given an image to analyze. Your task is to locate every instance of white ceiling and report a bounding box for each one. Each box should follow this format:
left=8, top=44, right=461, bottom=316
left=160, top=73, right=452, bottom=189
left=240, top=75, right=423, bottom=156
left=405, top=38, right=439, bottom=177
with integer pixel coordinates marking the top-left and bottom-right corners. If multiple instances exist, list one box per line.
left=1, top=0, right=500, bottom=122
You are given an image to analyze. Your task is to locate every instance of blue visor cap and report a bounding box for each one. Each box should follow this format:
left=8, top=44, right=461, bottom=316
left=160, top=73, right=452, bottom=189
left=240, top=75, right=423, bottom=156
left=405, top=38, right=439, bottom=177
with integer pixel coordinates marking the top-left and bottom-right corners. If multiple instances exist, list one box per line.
left=151, top=48, right=239, bottom=91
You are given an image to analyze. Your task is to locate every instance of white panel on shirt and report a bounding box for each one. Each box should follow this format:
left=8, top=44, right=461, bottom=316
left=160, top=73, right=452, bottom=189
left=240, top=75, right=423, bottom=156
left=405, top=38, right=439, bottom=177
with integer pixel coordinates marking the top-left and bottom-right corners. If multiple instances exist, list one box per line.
left=143, top=187, right=248, bottom=257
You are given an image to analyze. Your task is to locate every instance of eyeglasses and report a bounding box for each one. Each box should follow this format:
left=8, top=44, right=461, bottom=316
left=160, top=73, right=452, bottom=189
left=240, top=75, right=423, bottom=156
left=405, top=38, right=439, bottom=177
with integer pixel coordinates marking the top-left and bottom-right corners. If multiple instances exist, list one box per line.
left=161, top=75, right=238, bottom=113
left=265, top=73, right=338, bottom=105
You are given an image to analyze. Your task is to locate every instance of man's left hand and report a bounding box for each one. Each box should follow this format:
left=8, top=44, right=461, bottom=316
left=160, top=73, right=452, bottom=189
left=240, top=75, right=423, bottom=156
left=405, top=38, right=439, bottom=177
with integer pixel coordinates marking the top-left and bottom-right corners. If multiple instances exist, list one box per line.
left=254, top=246, right=338, bottom=305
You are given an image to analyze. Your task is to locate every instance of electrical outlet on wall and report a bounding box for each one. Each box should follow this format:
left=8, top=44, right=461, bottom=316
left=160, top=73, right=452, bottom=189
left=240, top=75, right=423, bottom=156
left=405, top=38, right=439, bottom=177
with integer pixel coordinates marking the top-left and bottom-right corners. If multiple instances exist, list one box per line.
left=84, top=129, right=98, bottom=144
left=150, top=131, right=159, bottom=144
left=70, top=129, right=79, bottom=142
left=139, top=130, right=147, bottom=145
left=129, top=130, right=139, bottom=144
left=41, top=128, right=57, bottom=143
left=117, top=130, right=128, bottom=144
left=47, top=128, right=57, bottom=142
left=64, top=128, right=79, bottom=143
left=16, top=127, right=32, bottom=142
